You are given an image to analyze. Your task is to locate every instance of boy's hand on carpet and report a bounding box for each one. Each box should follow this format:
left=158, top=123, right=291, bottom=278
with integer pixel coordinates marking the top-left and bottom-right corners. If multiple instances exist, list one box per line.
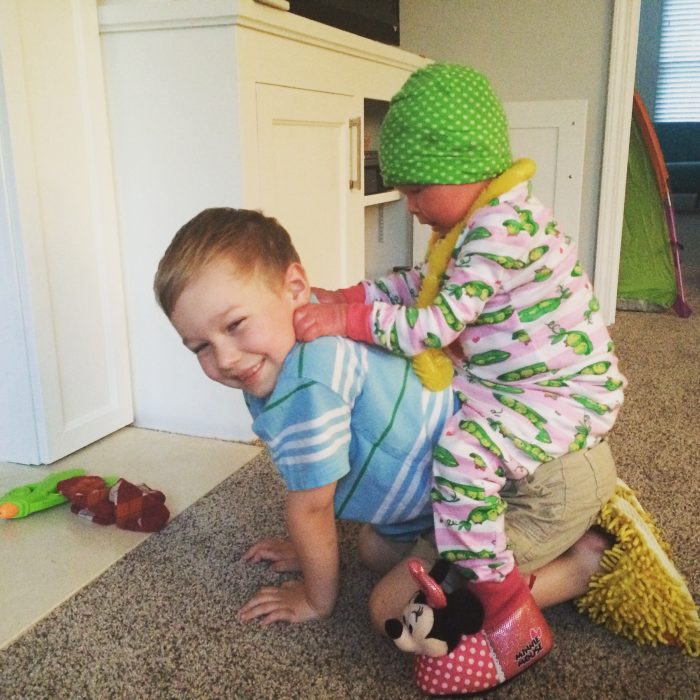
left=237, top=581, right=327, bottom=625
left=241, top=538, right=301, bottom=572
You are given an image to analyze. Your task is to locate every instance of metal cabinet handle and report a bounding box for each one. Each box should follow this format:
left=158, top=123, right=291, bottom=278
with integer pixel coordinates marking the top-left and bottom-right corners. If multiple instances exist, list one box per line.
left=349, top=117, right=362, bottom=191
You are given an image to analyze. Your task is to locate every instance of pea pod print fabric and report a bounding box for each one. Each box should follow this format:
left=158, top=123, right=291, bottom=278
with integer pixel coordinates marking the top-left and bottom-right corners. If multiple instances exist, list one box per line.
left=361, top=181, right=626, bottom=581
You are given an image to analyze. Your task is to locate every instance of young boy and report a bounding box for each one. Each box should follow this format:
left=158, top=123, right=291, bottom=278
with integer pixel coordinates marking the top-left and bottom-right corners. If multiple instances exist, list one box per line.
left=154, top=206, right=615, bottom=666
left=153, top=207, right=456, bottom=625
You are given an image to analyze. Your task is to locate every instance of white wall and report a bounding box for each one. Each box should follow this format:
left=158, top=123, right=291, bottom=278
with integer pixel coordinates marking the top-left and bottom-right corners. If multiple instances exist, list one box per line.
left=100, top=23, right=255, bottom=441
left=399, top=0, right=613, bottom=278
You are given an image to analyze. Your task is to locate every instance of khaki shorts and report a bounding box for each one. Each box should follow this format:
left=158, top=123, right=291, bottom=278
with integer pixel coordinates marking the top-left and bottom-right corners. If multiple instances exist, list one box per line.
left=381, top=439, right=617, bottom=575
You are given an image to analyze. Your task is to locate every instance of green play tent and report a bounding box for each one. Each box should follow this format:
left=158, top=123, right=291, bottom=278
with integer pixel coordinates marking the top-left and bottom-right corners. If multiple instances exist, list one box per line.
left=617, top=92, right=691, bottom=316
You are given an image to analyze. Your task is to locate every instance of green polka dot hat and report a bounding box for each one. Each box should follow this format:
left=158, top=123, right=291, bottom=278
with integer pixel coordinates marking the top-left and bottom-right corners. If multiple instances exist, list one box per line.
left=379, top=63, right=513, bottom=186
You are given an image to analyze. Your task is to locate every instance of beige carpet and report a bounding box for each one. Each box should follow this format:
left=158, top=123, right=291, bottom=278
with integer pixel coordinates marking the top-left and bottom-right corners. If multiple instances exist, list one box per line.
left=0, top=213, right=698, bottom=698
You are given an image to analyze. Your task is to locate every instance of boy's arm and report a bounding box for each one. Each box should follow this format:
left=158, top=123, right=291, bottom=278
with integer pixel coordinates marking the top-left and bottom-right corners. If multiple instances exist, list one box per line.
left=287, top=483, right=339, bottom=615
left=238, top=483, right=338, bottom=625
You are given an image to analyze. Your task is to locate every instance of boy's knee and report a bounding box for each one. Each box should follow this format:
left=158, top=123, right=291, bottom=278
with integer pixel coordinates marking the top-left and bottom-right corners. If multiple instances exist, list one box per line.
left=358, top=524, right=411, bottom=574
left=368, top=582, right=391, bottom=635
left=357, top=524, right=378, bottom=569
left=368, top=556, right=432, bottom=636
left=369, top=573, right=408, bottom=636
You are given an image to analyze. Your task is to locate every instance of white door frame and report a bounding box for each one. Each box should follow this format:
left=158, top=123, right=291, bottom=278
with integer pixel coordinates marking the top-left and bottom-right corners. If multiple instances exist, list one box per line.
left=594, top=0, right=641, bottom=325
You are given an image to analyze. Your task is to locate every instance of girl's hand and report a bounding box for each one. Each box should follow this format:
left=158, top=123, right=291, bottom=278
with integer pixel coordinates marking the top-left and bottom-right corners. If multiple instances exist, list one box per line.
left=311, top=287, right=344, bottom=304
left=237, top=581, right=328, bottom=625
left=312, top=283, right=366, bottom=304
left=293, top=303, right=348, bottom=341
left=241, top=538, right=301, bottom=572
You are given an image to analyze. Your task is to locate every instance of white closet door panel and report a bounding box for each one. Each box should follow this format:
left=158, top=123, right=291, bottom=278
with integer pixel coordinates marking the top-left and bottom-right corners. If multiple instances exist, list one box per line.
left=506, top=100, right=587, bottom=245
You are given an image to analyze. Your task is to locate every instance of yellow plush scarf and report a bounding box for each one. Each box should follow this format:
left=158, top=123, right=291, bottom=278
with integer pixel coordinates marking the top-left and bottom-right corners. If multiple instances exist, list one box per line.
left=412, top=158, right=536, bottom=391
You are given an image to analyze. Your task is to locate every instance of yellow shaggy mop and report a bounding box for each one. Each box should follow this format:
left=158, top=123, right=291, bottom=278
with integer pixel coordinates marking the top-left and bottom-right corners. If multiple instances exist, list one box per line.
left=576, top=479, right=700, bottom=656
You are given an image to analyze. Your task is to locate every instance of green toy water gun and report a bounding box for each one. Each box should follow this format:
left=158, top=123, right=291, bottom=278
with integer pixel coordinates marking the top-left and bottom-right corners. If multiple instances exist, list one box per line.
left=0, top=468, right=86, bottom=519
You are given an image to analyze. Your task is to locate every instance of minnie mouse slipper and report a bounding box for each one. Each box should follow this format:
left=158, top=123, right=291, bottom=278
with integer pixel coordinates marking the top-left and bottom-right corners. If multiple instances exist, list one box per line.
left=386, top=559, right=552, bottom=696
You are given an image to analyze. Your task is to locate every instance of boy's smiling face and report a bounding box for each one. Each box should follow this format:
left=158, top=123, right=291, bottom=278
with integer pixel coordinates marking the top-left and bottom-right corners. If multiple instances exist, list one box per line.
left=171, top=258, right=309, bottom=398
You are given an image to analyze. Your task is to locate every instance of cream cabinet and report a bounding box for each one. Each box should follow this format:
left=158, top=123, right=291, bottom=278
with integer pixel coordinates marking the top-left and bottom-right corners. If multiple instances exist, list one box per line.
left=254, top=83, right=364, bottom=288
left=98, top=0, right=427, bottom=439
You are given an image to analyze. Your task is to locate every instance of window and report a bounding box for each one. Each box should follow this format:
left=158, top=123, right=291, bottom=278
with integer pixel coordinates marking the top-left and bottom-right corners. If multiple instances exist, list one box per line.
left=655, top=0, right=700, bottom=122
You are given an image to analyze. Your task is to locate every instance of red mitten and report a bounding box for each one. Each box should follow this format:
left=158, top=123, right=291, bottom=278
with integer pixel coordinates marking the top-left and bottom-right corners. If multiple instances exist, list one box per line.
left=311, top=287, right=345, bottom=304
left=345, top=303, right=374, bottom=343
left=110, top=479, right=170, bottom=532
left=57, top=475, right=116, bottom=525
left=294, top=302, right=373, bottom=343
left=312, top=283, right=366, bottom=304
left=338, top=283, right=367, bottom=303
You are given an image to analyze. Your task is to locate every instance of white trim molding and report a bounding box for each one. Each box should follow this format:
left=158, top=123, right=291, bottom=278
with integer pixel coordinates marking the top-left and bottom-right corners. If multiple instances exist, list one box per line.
left=594, top=0, right=641, bottom=325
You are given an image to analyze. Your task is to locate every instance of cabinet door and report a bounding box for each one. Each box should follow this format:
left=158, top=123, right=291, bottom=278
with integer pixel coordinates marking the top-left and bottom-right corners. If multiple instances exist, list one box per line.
left=256, top=84, right=364, bottom=289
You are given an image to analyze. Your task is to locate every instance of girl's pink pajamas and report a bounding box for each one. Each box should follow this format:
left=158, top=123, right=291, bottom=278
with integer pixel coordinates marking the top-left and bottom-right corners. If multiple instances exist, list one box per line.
left=360, top=182, right=626, bottom=581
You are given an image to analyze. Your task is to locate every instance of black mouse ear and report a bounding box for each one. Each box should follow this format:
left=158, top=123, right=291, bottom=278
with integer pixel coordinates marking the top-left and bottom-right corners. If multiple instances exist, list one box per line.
left=385, top=618, right=404, bottom=640
left=428, top=558, right=451, bottom=585
left=449, top=589, right=485, bottom=634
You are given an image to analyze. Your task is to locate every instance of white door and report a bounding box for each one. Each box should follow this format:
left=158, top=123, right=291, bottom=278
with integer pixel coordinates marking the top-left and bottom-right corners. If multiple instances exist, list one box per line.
left=0, top=0, right=133, bottom=464
left=256, top=84, right=365, bottom=289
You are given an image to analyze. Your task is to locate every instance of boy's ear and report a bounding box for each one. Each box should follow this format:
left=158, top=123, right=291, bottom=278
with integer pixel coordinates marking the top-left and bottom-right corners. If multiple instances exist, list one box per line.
left=284, top=262, right=311, bottom=307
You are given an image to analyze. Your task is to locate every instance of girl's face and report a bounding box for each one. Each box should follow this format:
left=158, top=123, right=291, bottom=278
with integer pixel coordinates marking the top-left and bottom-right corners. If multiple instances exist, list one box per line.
left=397, top=182, right=489, bottom=234
left=170, top=259, right=309, bottom=398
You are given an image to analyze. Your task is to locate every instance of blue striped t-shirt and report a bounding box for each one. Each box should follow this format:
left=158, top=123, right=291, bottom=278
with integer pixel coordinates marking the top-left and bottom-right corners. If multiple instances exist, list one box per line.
left=245, top=337, right=454, bottom=540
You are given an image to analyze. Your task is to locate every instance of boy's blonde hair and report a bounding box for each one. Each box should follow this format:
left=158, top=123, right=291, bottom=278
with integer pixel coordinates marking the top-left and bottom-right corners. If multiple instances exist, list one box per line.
left=154, top=207, right=300, bottom=318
